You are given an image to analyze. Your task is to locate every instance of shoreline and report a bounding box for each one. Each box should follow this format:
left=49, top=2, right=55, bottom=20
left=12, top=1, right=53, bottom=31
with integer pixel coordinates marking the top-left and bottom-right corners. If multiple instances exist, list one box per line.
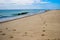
left=0, top=10, right=46, bottom=23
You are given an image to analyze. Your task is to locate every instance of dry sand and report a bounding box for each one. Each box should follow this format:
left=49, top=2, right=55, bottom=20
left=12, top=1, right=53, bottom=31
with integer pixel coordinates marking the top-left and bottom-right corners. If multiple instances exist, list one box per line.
left=0, top=10, right=60, bottom=40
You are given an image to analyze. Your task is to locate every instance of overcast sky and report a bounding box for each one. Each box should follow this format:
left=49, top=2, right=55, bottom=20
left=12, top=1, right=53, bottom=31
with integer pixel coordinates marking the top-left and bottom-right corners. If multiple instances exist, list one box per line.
left=0, top=0, right=60, bottom=9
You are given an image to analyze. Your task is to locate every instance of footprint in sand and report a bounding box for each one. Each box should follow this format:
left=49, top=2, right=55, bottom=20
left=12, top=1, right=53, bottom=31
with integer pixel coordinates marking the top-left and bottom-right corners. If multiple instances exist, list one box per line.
left=43, top=21, right=47, bottom=27
left=42, top=30, right=46, bottom=32
left=22, top=32, right=28, bottom=37
left=1, top=33, right=6, bottom=35
left=0, top=30, right=2, bottom=33
left=10, top=36, right=14, bottom=38
left=43, top=27, right=45, bottom=28
left=13, top=29, right=16, bottom=31
left=41, top=34, right=45, bottom=36
left=6, top=28, right=8, bottom=30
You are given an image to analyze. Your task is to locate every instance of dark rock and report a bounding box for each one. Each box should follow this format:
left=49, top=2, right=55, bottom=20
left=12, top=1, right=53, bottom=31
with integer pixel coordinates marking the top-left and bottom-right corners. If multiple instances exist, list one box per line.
left=12, top=12, right=29, bottom=16
left=21, top=12, right=28, bottom=15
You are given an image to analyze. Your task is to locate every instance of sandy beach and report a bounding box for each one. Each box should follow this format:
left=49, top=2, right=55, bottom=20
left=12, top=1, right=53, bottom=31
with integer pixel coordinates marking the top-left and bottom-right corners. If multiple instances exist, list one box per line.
left=0, top=10, right=60, bottom=40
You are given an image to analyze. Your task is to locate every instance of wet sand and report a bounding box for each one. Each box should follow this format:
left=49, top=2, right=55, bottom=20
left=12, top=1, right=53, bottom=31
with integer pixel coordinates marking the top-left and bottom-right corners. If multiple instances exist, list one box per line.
left=0, top=10, right=60, bottom=40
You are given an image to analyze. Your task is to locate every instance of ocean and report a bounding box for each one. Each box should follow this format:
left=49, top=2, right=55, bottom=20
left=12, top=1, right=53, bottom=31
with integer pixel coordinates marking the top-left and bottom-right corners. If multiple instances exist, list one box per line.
left=0, top=9, right=46, bottom=22
left=0, top=9, right=45, bottom=17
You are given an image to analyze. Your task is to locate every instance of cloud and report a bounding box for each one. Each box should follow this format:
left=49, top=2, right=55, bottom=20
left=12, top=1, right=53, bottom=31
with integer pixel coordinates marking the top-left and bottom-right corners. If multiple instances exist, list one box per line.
left=0, top=0, right=59, bottom=9
left=0, top=0, right=43, bottom=4
left=0, top=0, right=49, bottom=5
left=34, top=0, right=41, bottom=3
left=40, top=2, right=49, bottom=3
left=10, top=0, right=34, bottom=5
left=0, top=0, right=34, bottom=5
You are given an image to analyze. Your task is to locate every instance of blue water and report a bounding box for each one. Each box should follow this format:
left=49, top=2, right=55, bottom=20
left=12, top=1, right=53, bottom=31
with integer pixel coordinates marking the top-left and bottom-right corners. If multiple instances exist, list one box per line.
left=0, top=9, right=45, bottom=18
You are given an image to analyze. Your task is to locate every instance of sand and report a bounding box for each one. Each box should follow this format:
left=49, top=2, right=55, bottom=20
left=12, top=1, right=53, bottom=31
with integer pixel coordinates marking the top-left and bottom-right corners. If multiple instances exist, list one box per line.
left=0, top=10, right=60, bottom=40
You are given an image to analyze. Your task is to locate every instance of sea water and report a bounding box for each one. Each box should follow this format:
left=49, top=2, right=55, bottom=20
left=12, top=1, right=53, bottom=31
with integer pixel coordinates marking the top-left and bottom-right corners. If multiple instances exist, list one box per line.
left=0, top=9, right=46, bottom=22
left=0, top=9, right=45, bottom=17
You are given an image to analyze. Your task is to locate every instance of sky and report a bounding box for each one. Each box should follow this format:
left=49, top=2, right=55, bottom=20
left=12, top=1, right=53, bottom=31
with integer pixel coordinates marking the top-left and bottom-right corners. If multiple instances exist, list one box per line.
left=0, top=0, right=60, bottom=9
